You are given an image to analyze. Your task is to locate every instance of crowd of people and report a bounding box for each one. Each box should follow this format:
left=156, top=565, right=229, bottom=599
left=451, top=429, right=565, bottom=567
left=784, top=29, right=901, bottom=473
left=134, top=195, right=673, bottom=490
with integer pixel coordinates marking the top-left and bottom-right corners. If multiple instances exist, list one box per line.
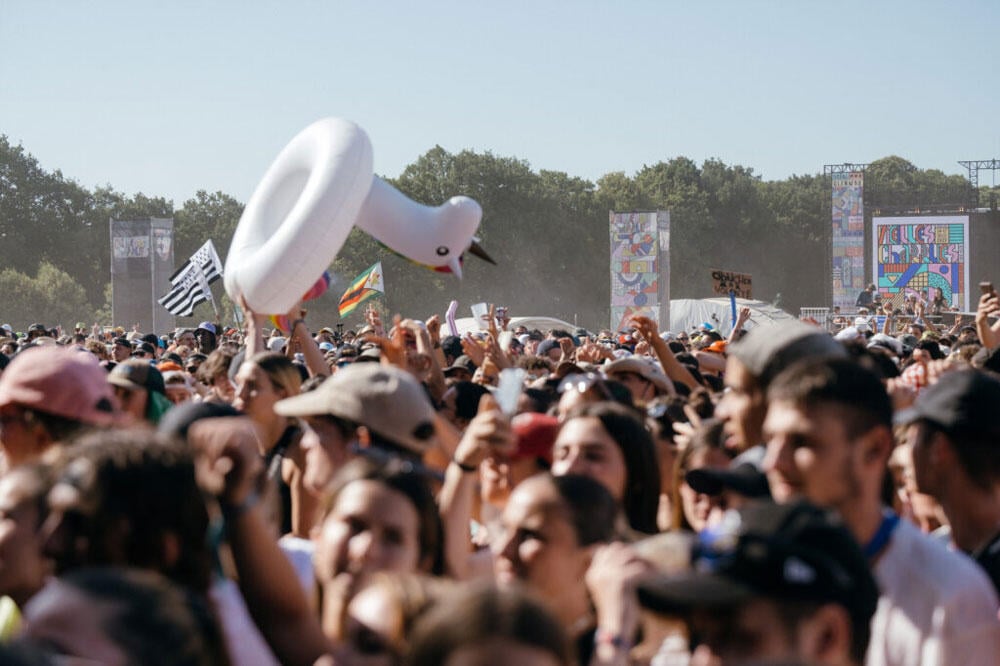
left=0, top=288, right=999, bottom=666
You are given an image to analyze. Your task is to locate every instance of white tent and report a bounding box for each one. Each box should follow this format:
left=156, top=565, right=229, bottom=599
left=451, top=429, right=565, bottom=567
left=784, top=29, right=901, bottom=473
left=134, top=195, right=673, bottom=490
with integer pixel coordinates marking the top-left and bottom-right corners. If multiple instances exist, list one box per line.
left=452, top=315, right=577, bottom=336
left=668, top=298, right=796, bottom=336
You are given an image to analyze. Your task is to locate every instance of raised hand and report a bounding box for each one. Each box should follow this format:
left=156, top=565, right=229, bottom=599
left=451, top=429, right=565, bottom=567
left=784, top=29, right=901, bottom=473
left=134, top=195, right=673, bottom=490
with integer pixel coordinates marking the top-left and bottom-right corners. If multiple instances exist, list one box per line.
left=576, top=340, right=607, bottom=364
left=365, top=304, right=385, bottom=337
left=452, top=394, right=515, bottom=470
left=425, top=314, right=442, bottom=347
left=460, top=334, right=487, bottom=368
left=629, top=315, right=659, bottom=342
left=483, top=332, right=511, bottom=370
left=189, top=417, right=266, bottom=506
left=557, top=336, right=576, bottom=362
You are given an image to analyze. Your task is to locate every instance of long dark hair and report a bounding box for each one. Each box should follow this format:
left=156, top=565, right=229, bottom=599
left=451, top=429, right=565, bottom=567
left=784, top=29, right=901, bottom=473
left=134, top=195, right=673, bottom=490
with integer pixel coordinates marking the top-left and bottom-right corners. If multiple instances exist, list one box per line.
left=560, top=402, right=661, bottom=534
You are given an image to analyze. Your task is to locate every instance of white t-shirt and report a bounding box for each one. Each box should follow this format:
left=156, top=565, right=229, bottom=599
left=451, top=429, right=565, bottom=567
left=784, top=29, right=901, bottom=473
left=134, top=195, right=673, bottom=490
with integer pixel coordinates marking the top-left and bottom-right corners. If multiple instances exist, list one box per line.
left=867, top=518, right=1000, bottom=666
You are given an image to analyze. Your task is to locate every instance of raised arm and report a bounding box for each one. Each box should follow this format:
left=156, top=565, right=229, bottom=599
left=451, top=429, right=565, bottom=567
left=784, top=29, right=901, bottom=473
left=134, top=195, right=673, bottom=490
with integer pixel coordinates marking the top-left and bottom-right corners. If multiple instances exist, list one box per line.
left=881, top=301, right=894, bottom=336
left=727, top=307, right=751, bottom=344
left=284, top=304, right=330, bottom=378
left=438, top=394, right=512, bottom=580
left=976, top=291, right=1000, bottom=350
left=189, top=417, right=332, bottom=666
left=239, top=295, right=267, bottom=359
left=630, top=315, right=699, bottom=392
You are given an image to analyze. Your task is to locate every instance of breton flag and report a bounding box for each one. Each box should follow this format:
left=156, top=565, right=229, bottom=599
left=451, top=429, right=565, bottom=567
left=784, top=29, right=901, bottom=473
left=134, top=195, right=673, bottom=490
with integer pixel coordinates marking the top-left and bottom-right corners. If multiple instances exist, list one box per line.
left=171, top=240, right=223, bottom=285
left=158, top=240, right=224, bottom=316
left=338, top=262, right=385, bottom=317
left=159, top=262, right=212, bottom=316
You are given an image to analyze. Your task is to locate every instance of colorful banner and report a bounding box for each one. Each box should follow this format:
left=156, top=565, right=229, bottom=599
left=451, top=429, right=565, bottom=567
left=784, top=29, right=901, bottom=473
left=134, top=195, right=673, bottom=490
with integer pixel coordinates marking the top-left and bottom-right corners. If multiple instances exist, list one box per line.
left=610, top=211, right=669, bottom=331
left=832, top=171, right=865, bottom=310
left=872, top=216, right=969, bottom=312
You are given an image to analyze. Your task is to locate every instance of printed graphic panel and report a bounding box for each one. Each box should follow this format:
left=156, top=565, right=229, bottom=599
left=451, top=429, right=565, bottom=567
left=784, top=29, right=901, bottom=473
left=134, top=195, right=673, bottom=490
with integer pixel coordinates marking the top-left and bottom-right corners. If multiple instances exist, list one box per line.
left=832, top=171, right=865, bottom=309
left=872, top=216, right=969, bottom=312
left=610, top=211, right=668, bottom=330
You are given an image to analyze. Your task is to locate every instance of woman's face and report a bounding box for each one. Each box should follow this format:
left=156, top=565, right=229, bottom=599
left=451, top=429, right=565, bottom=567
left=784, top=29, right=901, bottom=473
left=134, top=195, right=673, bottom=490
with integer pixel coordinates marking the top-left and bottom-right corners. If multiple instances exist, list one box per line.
left=555, top=388, right=593, bottom=421
left=315, top=480, right=424, bottom=585
left=232, top=363, right=285, bottom=426
left=212, top=372, right=235, bottom=403
left=164, top=385, right=191, bottom=406
left=492, top=476, right=590, bottom=605
left=300, top=416, right=353, bottom=495
left=679, top=447, right=731, bottom=532
left=550, top=417, right=627, bottom=501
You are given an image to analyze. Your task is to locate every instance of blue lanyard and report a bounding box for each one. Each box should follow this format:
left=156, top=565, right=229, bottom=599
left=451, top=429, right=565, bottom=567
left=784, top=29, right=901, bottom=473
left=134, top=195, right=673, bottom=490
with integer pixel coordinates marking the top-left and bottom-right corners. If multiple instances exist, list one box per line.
left=863, top=511, right=900, bottom=559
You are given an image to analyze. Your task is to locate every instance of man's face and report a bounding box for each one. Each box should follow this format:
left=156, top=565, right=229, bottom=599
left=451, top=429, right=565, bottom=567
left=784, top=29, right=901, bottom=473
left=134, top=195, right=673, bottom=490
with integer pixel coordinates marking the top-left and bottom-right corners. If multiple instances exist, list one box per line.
left=112, top=343, right=131, bottom=362
left=762, top=400, right=861, bottom=508
left=111, top=385, right=148, bottom=424
left=195, top=330, right=213, bottom=350
left=177, top=331, right=196, bottom=348
left=0, top=406, right=47, bottom=468
left=905, top=422, right=941, bottom=498
left=606, top=370, right=654, bottom=404
left=715, top=358, right=766, bottom=451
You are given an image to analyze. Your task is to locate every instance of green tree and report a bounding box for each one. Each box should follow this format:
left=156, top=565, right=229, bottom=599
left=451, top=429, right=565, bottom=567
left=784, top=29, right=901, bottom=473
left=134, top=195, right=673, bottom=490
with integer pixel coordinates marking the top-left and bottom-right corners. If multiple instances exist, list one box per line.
left=0, top=261, right=93, bottom=330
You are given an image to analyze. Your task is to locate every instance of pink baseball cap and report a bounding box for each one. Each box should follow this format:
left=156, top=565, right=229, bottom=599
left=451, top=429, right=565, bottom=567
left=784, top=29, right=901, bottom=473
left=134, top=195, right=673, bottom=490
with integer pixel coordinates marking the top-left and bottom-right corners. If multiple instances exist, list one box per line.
left=0, top=347, right=116, bottom=426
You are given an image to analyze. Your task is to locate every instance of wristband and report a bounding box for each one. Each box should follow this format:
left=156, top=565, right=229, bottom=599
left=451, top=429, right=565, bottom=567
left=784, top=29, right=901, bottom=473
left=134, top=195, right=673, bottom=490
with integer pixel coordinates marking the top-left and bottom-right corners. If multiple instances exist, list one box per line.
left=290, top=318, right=306, bottom=331
left=451, top=458, right=478, bottom=473
left=594, top=628, right=631, bottom=651
left=220, top=491, right=260, bottom=519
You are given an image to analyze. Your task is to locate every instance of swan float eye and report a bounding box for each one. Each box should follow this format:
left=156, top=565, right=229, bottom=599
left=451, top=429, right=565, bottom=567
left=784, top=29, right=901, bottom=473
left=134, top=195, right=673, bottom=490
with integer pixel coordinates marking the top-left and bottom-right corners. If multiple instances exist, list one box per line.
left=436, top=246, right=450, bottom=256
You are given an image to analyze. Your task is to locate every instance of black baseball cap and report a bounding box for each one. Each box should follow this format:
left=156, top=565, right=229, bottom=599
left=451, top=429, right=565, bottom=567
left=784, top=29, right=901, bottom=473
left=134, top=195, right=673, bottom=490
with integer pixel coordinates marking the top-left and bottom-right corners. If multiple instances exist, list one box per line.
left=637, top=501, right=878, bottom=633
left=686, top=462, right=771, bottom=499
left=895, top=369, right=1000, bottom=439
left=685, top=446, right=771, bottom=499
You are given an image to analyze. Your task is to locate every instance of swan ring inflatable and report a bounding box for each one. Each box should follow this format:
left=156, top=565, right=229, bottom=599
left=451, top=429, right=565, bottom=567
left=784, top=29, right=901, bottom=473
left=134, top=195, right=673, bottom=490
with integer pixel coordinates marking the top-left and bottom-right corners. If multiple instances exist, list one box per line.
left=224, top=118, right=488, bottom=314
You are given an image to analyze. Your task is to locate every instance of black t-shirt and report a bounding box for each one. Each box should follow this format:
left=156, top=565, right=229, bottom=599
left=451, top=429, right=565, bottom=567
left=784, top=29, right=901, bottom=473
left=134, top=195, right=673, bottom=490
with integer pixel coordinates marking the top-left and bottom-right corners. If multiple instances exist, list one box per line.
left=973, top=530, right=1000, bottom=598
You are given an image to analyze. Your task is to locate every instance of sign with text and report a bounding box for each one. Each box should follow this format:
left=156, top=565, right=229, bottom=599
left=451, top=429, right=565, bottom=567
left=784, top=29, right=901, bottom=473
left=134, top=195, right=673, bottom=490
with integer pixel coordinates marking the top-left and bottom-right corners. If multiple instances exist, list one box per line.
left=872, top=215, right=969, bottom=312
left=711, top=269, right=752, bottom=299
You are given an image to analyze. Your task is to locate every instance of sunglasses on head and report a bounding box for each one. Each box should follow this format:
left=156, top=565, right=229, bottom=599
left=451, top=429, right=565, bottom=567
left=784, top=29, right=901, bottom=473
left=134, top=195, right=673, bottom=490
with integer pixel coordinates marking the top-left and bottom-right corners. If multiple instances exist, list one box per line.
left=558, top=372, right=614, bottom=400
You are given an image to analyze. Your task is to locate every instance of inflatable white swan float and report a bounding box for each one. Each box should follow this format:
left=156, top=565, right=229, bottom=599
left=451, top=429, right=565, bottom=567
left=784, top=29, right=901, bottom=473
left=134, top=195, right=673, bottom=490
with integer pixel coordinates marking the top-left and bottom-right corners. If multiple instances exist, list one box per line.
left=224, top=118, right=490, bottom=314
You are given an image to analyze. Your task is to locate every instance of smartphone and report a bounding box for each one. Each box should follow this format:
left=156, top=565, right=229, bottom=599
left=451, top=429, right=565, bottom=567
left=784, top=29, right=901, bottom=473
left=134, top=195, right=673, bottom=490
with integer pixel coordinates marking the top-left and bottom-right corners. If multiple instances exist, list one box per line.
left=980, top=281, right=995, bottom=296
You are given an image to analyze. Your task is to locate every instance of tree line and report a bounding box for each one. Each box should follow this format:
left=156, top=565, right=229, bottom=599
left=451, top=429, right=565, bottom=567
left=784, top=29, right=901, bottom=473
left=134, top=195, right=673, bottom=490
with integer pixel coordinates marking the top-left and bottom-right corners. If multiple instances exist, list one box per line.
left=0, top=134, right=985, bottom=332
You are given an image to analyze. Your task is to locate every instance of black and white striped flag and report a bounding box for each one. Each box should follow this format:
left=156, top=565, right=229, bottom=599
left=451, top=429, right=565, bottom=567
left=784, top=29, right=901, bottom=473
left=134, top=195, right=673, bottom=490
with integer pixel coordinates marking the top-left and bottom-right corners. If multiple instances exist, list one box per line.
left=159, top=262, right=212, bottom=316
left=158, top=240, right=224, bottom=316
left=169, top=240, right=223, bottom=285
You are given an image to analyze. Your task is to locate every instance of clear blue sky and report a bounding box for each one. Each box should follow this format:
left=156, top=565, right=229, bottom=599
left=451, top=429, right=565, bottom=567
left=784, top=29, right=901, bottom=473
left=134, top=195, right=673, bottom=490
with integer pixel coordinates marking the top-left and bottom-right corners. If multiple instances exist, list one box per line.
left=2, top=1, right=998, bottom=205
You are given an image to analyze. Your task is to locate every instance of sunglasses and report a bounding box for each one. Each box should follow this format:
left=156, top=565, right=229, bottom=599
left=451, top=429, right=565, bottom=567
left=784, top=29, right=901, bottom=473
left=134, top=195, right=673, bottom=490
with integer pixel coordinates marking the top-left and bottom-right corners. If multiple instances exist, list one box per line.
left=557, top=372, right=614, bottom=400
